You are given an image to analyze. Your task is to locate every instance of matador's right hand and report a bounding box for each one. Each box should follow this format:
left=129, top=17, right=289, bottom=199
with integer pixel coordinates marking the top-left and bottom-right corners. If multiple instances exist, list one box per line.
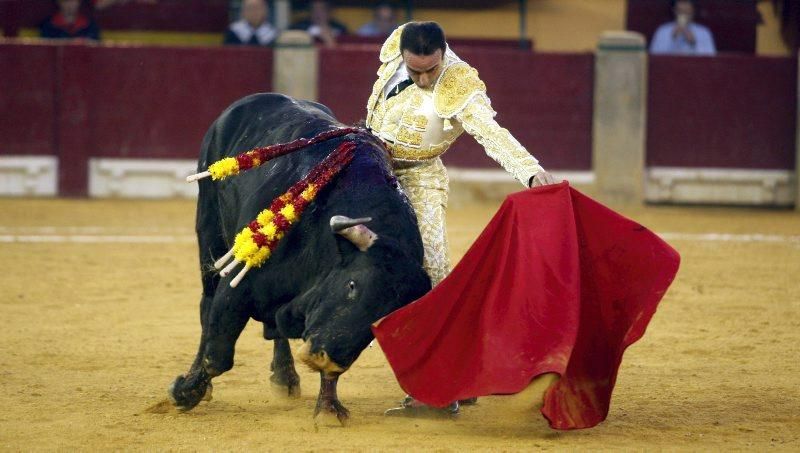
left=529, top=170, right=558, bottom=188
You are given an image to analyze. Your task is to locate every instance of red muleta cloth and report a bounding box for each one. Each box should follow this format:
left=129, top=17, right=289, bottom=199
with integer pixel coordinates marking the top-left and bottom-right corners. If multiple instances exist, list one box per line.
left=372, top=182, right=680, bottom=429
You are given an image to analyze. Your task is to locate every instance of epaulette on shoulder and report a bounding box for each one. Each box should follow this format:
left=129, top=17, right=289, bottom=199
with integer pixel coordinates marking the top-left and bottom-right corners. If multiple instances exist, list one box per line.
left=379, top=24, right=406, bottom=63
left=433, top=62, right=487, bottom=118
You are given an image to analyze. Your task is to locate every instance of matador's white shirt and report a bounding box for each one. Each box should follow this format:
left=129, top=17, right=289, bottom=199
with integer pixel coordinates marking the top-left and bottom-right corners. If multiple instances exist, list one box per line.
left=365, top=24, right=544, bottom=186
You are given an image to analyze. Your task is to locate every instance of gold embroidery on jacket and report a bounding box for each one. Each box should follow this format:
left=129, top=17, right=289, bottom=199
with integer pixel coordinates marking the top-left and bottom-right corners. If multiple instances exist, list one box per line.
left=433, top=63, right=487, bottom=118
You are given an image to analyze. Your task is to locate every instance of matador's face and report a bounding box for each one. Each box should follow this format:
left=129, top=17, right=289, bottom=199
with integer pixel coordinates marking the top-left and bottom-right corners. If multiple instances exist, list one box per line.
left=402, top=49, right=444, bottom=90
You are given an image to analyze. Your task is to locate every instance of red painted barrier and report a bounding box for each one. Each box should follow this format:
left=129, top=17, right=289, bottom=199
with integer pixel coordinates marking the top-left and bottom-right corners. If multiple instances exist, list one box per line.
left=451, top=50, right=594, bottom=171
left=647, top=54, right=797, bottom=170
left=0, top=43, right=58, bottom=155
left=318, top=46, right=595, bottom=171
left=0, top=41, right=272, bottom=195
left=318, top=45, right=378, bottom=127
left=4, top=41, right=797, bottom=198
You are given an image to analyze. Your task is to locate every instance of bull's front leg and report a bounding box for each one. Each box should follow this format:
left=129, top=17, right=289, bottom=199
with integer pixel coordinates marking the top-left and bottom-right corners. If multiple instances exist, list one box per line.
left=313, top=373, right=350, bottom=426
left=269, top=338, right=301, bottom=397
left=169, top=290, right=249, bottom=411
left=169, top=366, right=213, bottom=410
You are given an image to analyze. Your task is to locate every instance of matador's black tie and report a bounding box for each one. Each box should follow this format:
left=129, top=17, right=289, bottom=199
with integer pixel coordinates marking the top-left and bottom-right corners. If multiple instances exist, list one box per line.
left=386, top=78, right=414, bottom=100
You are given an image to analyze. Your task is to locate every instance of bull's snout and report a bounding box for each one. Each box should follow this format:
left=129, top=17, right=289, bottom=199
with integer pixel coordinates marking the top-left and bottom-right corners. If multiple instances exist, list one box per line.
left=297, top=340, right=347, bottom=376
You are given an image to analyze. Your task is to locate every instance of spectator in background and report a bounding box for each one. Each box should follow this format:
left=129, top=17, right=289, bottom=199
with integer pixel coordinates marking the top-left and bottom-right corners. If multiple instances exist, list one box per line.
left=650, top=0, right=716, bottom=55
left=290, top=0, right=348, bottom=47
left=357, top=1, right=398, bottom=38
left=40, top=0, right=100, bottom=41
left=224, top=0, right=278, bottom=46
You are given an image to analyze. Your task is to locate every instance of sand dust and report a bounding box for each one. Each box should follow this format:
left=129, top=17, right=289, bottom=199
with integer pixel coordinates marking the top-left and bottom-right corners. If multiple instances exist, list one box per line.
left=0, top=198, right=798, bottom=450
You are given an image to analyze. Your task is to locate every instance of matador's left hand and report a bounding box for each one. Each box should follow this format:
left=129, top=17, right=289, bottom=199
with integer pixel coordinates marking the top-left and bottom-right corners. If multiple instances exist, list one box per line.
left=528, top=170, right=558, bottom=188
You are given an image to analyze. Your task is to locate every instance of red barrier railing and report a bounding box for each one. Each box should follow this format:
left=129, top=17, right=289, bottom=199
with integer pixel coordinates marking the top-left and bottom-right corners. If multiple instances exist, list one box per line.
left=0, top=43, right=57, bottom=154
left=318, top=45, right=379, bottom=127
left=0, top=41, right=272, bottom=195
left=3, top=40, right=797, bottom=197
left=319, top=45, right=595, bottom=171
left=647, top=54, right=797, bottom=170
left=452, top=49, right=594, bottom=171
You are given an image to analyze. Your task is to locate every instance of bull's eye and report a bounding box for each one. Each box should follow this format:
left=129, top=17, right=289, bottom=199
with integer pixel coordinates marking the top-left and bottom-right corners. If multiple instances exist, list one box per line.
left=347, top=280, right=357, bottom=300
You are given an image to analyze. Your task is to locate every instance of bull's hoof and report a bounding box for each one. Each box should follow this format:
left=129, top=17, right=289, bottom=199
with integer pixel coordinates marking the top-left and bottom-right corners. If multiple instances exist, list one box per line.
left=314, top=399, right=350, bottom=427
left=168, top=374, right=210, bottom=411
left=202, top=382, right=214, bottom=402
left=270, top=371, right=301, bottom=398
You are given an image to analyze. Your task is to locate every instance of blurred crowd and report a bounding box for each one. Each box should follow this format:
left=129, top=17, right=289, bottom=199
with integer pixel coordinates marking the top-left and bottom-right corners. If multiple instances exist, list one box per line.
left=223, top=0, right=400, bottom=47
left=39, top=0, right=157, bottom=41
left=38, top=0, right=400, bottom=47
left=37, top=0, right=769, bottom=57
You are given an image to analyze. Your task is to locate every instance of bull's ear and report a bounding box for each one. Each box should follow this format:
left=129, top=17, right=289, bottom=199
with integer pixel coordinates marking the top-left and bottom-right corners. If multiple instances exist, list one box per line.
left=330, top=215, right=378, bottom=252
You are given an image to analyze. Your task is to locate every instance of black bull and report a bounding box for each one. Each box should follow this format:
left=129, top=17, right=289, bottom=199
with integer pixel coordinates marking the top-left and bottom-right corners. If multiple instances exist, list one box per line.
left=168, top=93, right=431, bottom=422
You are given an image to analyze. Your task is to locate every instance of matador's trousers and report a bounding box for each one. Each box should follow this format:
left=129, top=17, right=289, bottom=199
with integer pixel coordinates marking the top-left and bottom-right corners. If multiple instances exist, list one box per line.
left=392, top=158, right=451, bottom=286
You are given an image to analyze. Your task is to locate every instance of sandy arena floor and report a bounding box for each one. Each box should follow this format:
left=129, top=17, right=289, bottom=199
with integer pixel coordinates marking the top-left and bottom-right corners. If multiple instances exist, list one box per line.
left=0, top=197, right=798, bottom=451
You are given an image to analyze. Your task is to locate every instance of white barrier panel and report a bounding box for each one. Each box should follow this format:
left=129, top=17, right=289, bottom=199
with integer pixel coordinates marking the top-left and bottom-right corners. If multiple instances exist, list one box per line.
left=0, top=156, right=58, bottom=196
left=89, top=158, right=198, bottom=198
left=447, top=168, right=594, bottom=185
left=645, top=167, right=795, bottom=206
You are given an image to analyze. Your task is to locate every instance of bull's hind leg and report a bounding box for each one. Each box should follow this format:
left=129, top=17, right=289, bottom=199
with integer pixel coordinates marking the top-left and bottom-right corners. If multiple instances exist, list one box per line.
left=169, top=289, right=249, bottom=411
left=269, top=338, right=301, bottom=397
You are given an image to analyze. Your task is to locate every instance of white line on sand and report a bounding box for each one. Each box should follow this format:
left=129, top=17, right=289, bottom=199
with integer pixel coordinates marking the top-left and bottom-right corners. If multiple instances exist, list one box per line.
left=0, top=235, right=196, bottom=244
left=0, top=226, right=191, bottom=234
left=0, top=230, right=797, bottom=245
left=658, top=232, right=800, bottom=244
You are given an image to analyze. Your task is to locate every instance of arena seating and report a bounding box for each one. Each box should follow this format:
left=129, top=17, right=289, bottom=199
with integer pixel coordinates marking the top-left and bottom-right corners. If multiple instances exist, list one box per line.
left=3, top=0, right=229, bottom=34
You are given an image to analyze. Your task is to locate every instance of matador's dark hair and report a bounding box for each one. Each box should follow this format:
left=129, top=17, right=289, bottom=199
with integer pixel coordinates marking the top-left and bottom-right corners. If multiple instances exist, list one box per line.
left=400, top=21, right=447, bottom=56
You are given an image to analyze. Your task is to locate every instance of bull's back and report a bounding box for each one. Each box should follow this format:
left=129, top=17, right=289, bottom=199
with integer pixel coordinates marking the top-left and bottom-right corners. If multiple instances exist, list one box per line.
left=196, top=93, right=343, bottom=237
left=201, top=93, right=337, bottom=166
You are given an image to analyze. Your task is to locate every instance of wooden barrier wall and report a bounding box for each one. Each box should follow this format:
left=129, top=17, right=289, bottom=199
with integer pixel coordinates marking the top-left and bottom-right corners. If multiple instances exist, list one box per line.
left=1, top=40, right=797, bottom=202
left=319, top=45, right=595, bottom=171
left=647, top=54, right=796, bottom=170
left=0, top=42, right=273, bottom=195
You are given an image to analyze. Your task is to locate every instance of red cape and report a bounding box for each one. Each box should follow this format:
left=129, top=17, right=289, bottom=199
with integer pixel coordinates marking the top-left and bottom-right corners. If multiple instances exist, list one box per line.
left=372, top=182, right=680, bottom=429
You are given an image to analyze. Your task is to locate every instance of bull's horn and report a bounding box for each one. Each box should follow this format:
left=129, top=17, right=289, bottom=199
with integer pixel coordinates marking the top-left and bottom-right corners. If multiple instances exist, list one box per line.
left=330, top=216, right=378, bottom=252
left=330, top=216, right=372, bottom=232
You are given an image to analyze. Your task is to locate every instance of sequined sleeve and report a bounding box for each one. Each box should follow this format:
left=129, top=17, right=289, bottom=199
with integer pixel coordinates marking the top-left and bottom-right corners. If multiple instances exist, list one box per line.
left=456, top=95, right=544, bottom=186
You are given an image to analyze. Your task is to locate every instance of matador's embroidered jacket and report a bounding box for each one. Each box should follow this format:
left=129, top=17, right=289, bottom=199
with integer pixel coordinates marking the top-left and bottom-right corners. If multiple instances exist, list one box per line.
left=365, top=24, right=545, bottom=285
left=365, top=24, right=545, bottom=186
